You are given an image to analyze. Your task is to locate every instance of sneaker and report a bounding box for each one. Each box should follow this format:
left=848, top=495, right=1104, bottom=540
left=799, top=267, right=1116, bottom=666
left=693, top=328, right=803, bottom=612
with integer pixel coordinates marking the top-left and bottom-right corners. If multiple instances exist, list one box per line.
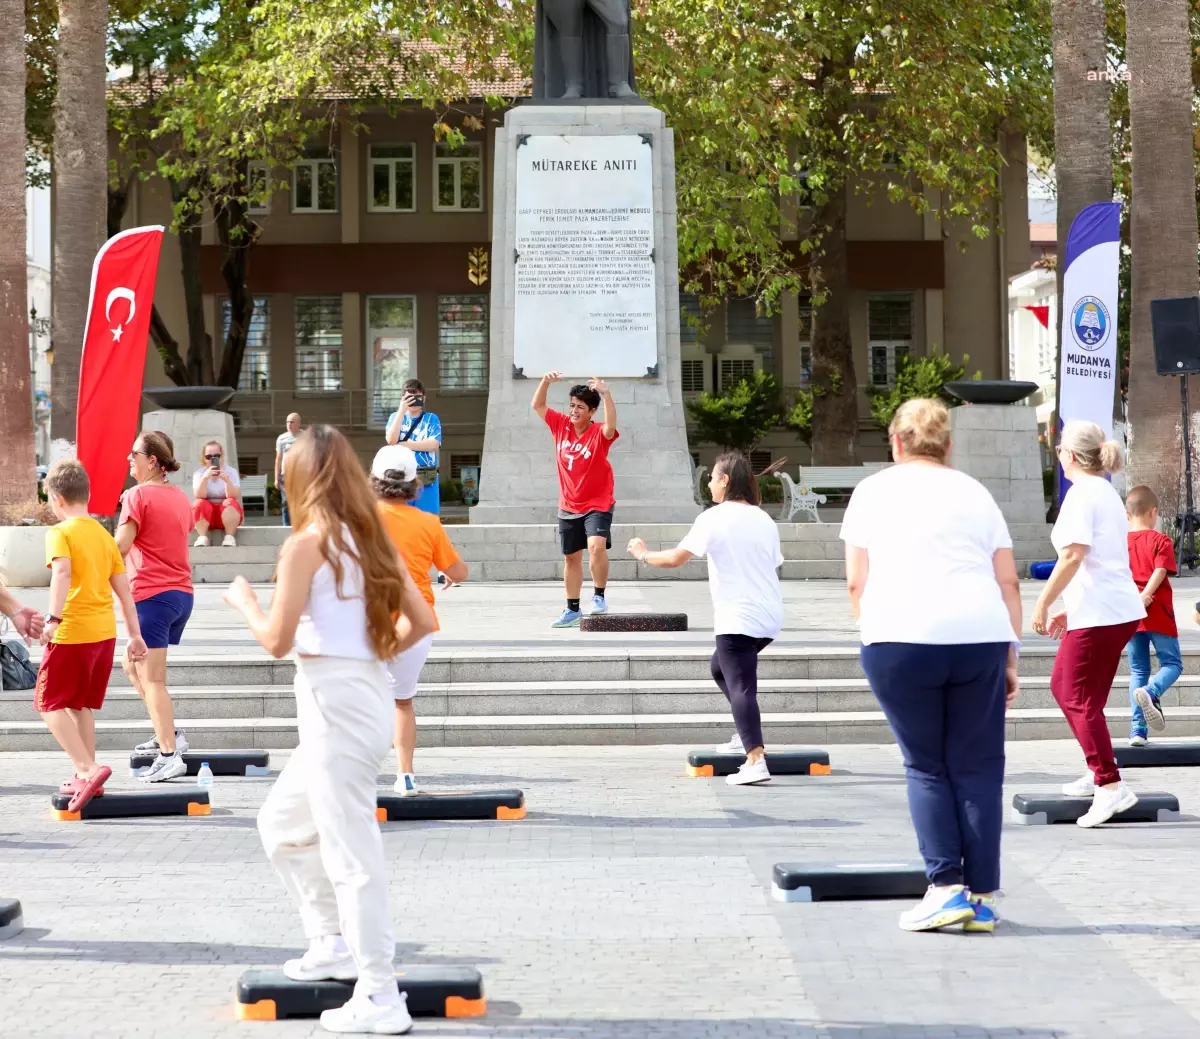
left=393, top=773, right=419, bottom=797
left=1129, top=732, right=1148, bottom=748
left=133, top=729, right=189, bottom=755
left=193, top=535, right=210, bottom=548
left=222, top=534, right=237, bottom=548
left=284, top=935, right=357, bottom=982
left=551, top=608, right=582, bottom=628
left=1134, top=688, right=1166, bottom=732
left=138, top=752, right=188, bottom=783
left=320, top=992, right=412, bottom=1035
left=590, top=594, right=607, bottom=615
left=898, top=885, right=976, bottom=932
left=1077, top=782, right=1139, bottom=828
left=962, top=893, right=998, bottom=933
left=726, top=758, right=771, bottom=786
left=715, top=732, right=745, bottom=754
left=1062, top=772, right=1096, bottom=798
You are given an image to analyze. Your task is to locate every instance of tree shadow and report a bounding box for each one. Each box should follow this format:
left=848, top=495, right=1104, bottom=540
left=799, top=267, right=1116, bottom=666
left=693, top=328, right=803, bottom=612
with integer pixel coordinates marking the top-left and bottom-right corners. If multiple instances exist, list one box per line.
left=522, top=809, right=860, bottom=830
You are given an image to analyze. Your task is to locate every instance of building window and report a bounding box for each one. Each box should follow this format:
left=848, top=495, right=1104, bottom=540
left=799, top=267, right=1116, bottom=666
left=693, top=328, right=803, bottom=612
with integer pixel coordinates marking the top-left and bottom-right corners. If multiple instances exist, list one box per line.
left=750, top=449, right=772, bottom=473
left=798, top=296, right=813, bottom=384
left=368, top=143, right=415, bottom=212
left=726, top=298, right=775, bottom=368
left=450, top=453, right=481, bottom=480
left=681, top=359, right=706, bottom=393
left=247, top=161, right=270, bottom=214
left=868, top=293, right=913, bottom=388
left=719, top=356, right=757, bottom=390
left=680, top=292, right=703, bottom=344
left=438, top=294, right=488, bottom=390
left=434, top=142, right=483, bottom=211
left=222, top=297, right=270, bottom=392
left=240, top=456, right=260, bottom=476
left=292, top=152, right=338, bottom=213
left=366, top=295, right=416, bottom=427
left=295, top=296, right=343, bottom=391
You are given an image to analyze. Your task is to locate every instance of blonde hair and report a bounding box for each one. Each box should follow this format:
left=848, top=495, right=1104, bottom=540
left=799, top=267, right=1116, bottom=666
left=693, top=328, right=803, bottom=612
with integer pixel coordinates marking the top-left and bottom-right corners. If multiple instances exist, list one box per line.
left=45, top=459, right=91, bottom=505
left=200, top=440, right=225, bottom=464
left=1059, top=420, right=1123, bottom=475
left=888, top=398, right=950, bottom=463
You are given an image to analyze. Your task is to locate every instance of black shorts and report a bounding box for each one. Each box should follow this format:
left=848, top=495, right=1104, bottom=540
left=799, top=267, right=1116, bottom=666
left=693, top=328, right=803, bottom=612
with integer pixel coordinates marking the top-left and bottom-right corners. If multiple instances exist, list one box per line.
left=558, top=509, right=614, bottom=556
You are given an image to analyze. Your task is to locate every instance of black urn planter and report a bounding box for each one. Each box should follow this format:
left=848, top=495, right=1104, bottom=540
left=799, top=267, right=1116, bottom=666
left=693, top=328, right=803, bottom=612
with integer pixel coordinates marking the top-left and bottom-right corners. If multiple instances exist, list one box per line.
left=943, top=380, right=1039, bottom=406
left=142, top=386, right=236, bottom=411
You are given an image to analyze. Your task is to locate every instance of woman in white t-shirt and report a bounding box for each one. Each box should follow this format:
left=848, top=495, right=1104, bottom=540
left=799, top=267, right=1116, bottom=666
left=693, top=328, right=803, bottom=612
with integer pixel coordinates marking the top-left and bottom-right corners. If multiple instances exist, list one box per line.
left=191, top=439, right=244, bottom=548
left=628, top=451, right=783, bottom=787
left=840, top=398, right=1021, bottom=934
left=1032, top=420, right=1145, bottom=827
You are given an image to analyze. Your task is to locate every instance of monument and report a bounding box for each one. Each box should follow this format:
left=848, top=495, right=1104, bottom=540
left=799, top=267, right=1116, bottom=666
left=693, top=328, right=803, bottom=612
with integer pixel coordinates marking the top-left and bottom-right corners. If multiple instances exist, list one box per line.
left=471, top=0, right=699, bottom=524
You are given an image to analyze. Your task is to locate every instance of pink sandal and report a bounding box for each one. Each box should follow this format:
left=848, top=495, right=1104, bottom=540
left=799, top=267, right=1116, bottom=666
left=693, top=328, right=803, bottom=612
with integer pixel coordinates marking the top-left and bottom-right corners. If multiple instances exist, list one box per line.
left=59, top=774, right=106, bottom=798
left=66, top=766, right=112, bottom=814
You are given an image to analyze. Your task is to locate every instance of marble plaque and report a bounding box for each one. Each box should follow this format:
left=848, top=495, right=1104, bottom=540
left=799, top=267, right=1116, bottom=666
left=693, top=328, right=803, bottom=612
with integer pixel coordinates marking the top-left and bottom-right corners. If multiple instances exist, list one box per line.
left=513, top=134, right=656, bottom=377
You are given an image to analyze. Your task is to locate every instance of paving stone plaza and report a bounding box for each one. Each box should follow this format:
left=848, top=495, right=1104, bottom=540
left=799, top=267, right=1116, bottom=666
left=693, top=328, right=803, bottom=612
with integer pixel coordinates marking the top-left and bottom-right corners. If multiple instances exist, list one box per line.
left=3, top=581, right=1200, bottom=1037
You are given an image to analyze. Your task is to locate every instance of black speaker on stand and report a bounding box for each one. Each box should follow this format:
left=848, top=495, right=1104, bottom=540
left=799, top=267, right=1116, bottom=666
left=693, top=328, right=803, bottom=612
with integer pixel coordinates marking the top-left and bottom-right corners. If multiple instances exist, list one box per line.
left=1149, top=296, right=1200, bottom=570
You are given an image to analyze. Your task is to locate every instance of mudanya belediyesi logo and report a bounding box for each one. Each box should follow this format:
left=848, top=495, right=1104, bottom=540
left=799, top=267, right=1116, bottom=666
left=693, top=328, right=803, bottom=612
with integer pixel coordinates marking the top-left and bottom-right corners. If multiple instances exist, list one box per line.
left=1070, top=296, right=1110, bottom=351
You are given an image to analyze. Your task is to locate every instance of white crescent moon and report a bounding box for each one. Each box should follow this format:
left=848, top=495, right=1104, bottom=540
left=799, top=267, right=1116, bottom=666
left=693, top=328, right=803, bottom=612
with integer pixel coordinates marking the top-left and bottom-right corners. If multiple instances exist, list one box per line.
left=105, top=286, right=137, bottom=324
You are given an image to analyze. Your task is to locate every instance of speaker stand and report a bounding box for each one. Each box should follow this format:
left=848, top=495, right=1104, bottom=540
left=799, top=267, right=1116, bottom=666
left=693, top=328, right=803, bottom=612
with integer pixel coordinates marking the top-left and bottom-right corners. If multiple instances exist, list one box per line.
left=1177, top=375, right=1200, bottom=570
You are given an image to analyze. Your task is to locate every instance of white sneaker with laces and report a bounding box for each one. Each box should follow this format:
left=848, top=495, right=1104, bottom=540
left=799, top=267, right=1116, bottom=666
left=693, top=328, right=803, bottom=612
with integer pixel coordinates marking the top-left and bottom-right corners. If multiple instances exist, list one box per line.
left=138, top=752, right=187, bottom=783
left=1061, top=773, right=1095, bottom=798
left=284, top=934, right=358, bottom=982
left=320, top=992, right=412, bottom=1035
left=1077, top=782, right=1138, bottom=828
left=726, top=757, right=771, bottom=786
left=715, top=732, right=745, bottom=754
left=174, top=728, right=189, bottom=754
left=134, top=729, right=189, bottom=755
left=393, top=773, right=419, bottom=797
left=222, top=534, right=237, bottom=548
left=194, top=535, right=210, bottom=548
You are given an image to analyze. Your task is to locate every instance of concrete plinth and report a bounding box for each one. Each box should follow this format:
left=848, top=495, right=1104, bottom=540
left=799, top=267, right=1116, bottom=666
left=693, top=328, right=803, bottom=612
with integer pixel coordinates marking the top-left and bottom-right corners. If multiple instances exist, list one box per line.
left=142, top=409, right=239, bottom=489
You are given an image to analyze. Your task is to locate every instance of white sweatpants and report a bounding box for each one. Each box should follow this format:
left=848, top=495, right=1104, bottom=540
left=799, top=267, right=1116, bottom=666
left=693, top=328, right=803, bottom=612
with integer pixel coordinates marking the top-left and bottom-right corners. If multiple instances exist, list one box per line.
left=257, top=655, right=396, bottom=997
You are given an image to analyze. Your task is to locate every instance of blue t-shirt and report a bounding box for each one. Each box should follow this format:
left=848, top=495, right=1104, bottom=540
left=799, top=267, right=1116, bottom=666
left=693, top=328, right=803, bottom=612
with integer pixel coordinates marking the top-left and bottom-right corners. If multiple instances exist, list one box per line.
left=387, top=410, right=442, bottom=469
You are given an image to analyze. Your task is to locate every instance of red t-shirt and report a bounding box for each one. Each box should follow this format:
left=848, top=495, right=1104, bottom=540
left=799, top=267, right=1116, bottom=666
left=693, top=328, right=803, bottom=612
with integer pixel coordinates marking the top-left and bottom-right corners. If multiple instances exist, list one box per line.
left=1127, top=529, right=1178, bottom=636
left=544, top=408, right=619, bottom=514
left=118, top=483, right=195, bottom=602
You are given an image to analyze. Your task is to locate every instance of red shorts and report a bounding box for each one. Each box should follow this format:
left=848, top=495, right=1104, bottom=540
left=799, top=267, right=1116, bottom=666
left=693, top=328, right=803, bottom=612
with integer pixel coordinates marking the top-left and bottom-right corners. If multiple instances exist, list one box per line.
left=192, top=497, right=244, bottom=529
left=35, top=639, right=116, bottom=713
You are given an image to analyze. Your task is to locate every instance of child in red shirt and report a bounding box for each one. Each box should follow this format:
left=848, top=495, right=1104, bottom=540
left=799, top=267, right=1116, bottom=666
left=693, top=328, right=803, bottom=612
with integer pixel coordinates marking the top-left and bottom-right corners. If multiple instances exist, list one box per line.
left=1125, top=485, right=1181, bottom=746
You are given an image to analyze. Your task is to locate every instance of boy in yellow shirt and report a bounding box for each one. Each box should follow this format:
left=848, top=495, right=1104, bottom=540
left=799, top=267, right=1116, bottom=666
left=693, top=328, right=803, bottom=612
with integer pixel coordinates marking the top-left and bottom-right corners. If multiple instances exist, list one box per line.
left=36, top=460, right=146, bottom=812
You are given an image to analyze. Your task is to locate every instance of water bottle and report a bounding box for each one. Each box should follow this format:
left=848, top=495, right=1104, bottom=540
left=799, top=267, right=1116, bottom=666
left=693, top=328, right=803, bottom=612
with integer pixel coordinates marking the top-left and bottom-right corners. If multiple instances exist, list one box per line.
left=197, top=762, right=215, bottom=806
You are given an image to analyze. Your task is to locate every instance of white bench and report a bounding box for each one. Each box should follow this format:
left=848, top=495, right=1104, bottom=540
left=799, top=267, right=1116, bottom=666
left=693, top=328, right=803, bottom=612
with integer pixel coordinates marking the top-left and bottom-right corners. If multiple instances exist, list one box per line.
left=241, top=474, right=269, bottom=516
left=779, top=464, right=891, bottom=522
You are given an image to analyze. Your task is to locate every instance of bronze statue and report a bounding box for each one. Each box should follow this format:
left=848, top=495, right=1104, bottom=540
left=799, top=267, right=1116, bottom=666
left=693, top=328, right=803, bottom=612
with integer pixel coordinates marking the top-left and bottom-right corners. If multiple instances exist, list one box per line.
left=533, top=0, right=638, bottom=101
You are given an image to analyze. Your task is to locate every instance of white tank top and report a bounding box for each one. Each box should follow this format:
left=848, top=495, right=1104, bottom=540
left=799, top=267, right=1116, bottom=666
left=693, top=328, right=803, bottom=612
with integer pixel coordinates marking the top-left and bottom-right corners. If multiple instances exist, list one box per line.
left=294, top=528, right=377, bottom=660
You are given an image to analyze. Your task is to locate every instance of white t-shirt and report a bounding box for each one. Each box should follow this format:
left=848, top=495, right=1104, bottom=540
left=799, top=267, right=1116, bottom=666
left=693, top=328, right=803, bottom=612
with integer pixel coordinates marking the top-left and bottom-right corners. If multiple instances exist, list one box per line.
left=193, top=465, right=241, bottom=503
left=1051, top=473, right=1145, bottom=630
left=839, top=464, right=1019, bottom=646
left=678, top=501, right=784, bottom=638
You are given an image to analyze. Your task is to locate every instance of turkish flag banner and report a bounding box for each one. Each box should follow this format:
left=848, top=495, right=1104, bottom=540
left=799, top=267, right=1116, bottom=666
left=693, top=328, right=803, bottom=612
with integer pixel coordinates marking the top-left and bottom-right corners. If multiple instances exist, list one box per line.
left=1024, top=304, right=1051, bottom=330
left=76, top=226, right=165, bottom=514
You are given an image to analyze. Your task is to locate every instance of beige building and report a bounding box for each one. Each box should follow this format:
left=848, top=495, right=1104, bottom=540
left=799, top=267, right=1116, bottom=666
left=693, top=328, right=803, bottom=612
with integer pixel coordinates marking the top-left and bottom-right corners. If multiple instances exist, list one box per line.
left=124, top=102, right=1030, bottom=481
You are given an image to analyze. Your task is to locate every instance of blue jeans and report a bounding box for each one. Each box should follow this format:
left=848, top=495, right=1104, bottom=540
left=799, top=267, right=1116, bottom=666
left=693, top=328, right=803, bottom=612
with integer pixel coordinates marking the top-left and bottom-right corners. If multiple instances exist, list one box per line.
left=1128, top=631, right=1182, bottom=732
left=280, top=492, right=290, bottom=526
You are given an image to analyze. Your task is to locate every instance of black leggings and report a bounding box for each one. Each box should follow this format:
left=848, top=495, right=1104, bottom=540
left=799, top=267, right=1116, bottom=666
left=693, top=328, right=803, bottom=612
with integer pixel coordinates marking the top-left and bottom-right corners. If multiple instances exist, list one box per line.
left=710, top=634, right=773, bottom=751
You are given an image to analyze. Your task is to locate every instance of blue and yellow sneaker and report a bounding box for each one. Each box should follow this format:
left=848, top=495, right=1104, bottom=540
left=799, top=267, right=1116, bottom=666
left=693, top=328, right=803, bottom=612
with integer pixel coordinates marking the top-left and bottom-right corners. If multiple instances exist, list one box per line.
left=551, top=607, right=582, bottom=628
left=962, top=893, right=998, bottom=933
left=898, top=885, right=976, bottom=932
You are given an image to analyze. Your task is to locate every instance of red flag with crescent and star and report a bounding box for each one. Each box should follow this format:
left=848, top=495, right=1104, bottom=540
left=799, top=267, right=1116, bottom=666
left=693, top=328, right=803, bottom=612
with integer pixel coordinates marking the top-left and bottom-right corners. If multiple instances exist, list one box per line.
left=76, top=225, right=165, bottom=514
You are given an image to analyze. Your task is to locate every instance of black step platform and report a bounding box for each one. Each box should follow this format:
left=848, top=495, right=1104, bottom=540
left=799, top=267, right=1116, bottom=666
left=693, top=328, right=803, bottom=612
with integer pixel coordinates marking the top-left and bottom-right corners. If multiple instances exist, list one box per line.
left=129, top=750, right=270, bottom=776
left=580, top=612, right=687, bottom=632
left=772, top=862, right=928, bottom=903
left=1011, top=791, right=1180, bottom=825
left=50, top=788, right=211, bottom=821
left=235, top=966, right=486, bottom=1020
left=376, top=789, right=525, bottom=822
left=688, top=749, right=831, bottom=777
left=1115, top=743, right=1200, bottom=768
left=0, top=898, right=23, bottom=939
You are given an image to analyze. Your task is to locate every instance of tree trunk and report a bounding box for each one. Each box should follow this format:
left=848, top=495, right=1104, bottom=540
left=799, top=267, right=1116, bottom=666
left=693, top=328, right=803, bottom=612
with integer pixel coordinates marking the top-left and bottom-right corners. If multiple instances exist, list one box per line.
left=808, top=182, right=858, bottom=464
left=50, top=0, right=108, bottom=460
left=179, top=206, right=213, bottom=384
left=1052, top=0, right=1112, bottom=486
left=0, top=0, right=38, bottom=505
left=214, top=190, right=257, bottom=388
left=1126, top=0, right=1199, bottom=519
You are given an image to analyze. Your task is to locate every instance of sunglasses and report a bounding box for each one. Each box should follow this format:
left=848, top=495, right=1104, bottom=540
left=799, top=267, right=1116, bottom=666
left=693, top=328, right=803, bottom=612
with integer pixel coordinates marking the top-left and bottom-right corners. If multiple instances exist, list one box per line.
left=206, top=454, right=222, bottom=463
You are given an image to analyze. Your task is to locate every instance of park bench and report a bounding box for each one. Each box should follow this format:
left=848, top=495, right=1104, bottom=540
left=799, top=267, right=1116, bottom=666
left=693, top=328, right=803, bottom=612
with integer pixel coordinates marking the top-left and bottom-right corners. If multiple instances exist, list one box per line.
left=241, top=474, right=269, bottom=516
left=778, top=463, right=891, bottom=522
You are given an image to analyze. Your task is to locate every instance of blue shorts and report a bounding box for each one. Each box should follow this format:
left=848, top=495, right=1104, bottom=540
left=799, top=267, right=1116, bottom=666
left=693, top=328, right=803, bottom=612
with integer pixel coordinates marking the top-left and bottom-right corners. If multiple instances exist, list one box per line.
left=135, top=590, right=194, bottom=649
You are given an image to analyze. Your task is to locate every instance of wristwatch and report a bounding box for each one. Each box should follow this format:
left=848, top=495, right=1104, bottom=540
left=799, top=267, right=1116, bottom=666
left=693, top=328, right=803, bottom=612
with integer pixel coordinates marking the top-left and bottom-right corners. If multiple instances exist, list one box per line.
left=48, top=615, right=62, bottom=624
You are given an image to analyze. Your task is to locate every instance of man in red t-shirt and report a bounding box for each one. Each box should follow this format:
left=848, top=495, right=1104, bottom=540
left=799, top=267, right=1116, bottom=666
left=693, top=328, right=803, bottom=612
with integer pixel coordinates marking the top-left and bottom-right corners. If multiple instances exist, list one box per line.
left=1125, top=485, right=1182, bottom=746
left=532, top=372, right=619, bottom=627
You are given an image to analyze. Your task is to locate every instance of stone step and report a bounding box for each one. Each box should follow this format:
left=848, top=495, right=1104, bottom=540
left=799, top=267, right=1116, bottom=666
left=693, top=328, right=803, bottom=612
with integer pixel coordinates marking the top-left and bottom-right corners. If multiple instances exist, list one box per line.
left=4, top=707, right=1198, bottom=752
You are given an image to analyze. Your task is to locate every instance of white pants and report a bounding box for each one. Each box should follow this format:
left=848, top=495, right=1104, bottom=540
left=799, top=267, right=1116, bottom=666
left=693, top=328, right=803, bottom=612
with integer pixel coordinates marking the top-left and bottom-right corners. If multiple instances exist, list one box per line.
left=257, top=655, right=396, bottom=996
left=385, top=633, right=434, bottom=701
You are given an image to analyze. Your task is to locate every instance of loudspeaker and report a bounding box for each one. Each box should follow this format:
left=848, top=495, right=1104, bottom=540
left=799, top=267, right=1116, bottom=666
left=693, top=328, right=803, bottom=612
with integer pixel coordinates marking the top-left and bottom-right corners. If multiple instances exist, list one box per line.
left=1150, top=296, right=1200, bottom=375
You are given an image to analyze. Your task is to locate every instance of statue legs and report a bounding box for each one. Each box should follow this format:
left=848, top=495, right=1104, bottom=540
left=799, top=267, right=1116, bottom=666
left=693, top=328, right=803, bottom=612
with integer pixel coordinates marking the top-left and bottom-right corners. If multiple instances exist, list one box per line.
left=560, top=35, right=585, bottom=98
left=605, top=34, right=636, bottom=98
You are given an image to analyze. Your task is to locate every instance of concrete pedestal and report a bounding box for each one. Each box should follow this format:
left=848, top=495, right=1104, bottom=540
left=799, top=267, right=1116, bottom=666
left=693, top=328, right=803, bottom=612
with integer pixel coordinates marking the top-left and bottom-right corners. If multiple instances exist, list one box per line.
left=142, top=409, right=239, bottom=489
left=471, top=103, right=699, bottom=525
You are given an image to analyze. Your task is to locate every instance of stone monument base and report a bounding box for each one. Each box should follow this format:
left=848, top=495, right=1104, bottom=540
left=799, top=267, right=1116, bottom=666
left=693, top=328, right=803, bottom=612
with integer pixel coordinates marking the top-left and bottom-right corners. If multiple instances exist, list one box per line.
left=142, top=408, right=239, bottom=489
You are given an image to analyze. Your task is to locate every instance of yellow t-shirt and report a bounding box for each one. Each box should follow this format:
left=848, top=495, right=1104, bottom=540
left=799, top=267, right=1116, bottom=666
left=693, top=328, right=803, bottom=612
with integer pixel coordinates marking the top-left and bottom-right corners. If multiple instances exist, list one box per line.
left=45, top=516, right=125, bottom=644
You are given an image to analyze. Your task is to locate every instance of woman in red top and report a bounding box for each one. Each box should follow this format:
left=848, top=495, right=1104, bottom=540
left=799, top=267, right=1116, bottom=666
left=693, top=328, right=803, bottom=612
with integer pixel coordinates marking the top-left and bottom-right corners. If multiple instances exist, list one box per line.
left=115, top=431, right=196, bottom=783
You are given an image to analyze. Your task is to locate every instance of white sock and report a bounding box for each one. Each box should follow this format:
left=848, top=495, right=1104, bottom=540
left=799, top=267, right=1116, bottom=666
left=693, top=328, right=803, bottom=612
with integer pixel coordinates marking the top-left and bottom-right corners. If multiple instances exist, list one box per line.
left=369, top=984, right=403, bottom=1007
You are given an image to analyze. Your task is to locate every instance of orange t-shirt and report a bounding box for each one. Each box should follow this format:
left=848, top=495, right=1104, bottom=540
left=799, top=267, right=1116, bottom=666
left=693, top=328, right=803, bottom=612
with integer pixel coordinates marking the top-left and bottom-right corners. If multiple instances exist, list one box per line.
left=377, top=500, right=463, bottom=632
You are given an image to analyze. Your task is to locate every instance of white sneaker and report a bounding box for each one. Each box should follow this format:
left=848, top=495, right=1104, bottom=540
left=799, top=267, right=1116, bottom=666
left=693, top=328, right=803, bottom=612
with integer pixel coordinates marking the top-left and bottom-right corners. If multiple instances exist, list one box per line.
left=193, top=535, right=210, bottom=548
left=726, top=758, right=771, bottom=786
left=222, top=534, right=237, bottom=548
left=1129, top=734, right=1148, bottom=748
left=284, top=934, right=358, bottom=982
left=393, top=773, right=419, bottom=797
left=1061, top=773, right=1096, bottom=798
left=137, top=752, right=188, bottom=783
left=320, top=992, right=412, bottom=1035
left=1077, top=782, right=1138, bottom=828
left=174, top=728, right=189, bottom=754
left=898, top=884, right=975, bottom=932
left=133, top=729, right=189, bottom=755
left=715, top=732, right=745, bottom=754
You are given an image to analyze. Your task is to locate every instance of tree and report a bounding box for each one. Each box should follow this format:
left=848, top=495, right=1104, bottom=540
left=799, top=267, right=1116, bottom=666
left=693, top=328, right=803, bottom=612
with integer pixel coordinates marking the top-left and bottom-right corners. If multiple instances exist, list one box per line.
left=0, top=0, right=37, bottom=505
left=685, top=370, right=782, bottom=453
left=867, top=353, right=970, bottom=430
left=50, top=0, right=108, bottom=460
left=1125, top=0, right=1199, bottom=513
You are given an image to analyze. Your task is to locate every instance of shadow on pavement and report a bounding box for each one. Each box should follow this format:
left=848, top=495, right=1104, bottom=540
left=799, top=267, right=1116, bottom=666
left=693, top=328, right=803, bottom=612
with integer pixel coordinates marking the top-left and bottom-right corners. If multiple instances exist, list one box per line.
left=522, top=809, right=860, bottom=829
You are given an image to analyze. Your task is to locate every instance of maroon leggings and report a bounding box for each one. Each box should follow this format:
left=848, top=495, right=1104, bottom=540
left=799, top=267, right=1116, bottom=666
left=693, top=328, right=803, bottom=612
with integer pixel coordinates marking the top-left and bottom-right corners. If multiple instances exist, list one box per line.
left=1050, top=621, right=1139, bottom=786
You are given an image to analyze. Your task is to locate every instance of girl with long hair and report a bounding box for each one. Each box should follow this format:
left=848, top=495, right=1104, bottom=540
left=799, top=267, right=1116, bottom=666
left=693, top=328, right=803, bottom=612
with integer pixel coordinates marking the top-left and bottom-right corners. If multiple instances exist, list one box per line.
left=225, top=425, right=435, bottom=1035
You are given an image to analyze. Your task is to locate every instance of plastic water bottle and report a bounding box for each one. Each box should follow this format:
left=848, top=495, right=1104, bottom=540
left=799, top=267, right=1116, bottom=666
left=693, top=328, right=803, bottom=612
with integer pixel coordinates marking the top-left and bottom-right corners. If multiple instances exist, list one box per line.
left=197, top=762, right=215, bottom=806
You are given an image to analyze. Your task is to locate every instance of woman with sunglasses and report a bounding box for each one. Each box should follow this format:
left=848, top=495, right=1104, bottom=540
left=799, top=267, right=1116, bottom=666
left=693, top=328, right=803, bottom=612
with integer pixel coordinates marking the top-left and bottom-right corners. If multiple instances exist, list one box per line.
left=192, top=439, right=244, bottom=548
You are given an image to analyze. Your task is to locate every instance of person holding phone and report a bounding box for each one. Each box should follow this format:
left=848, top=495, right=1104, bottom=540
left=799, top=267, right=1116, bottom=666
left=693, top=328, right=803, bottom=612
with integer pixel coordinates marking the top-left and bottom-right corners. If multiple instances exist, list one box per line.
left=385, top=379, right=442, bottom=516
left=191, top=439, right=244, bottom=547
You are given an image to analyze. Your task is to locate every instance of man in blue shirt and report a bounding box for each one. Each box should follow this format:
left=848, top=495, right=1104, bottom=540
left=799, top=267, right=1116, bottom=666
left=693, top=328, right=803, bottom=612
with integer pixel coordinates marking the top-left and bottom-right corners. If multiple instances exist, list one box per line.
left=385, top=379, right=443, bottom=515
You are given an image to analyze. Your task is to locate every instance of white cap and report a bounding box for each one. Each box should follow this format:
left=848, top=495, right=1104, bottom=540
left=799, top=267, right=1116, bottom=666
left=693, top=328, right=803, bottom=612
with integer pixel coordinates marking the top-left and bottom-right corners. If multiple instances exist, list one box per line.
left=371, top=445, right=418, bottom=482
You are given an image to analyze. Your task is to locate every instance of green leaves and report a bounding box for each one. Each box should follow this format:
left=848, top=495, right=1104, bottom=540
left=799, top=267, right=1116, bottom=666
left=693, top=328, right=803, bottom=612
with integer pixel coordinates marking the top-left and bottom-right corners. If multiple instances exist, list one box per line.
left=866, top=352, right=973, bottom=429
left=686, top=370, right=783, bottom=452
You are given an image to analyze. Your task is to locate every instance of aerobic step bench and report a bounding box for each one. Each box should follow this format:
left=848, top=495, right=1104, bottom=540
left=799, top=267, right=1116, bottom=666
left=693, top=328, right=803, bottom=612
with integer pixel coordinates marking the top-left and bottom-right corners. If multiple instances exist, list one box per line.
left=0, top=899, right=23, bottom=939
left=129, top=750, right=271, bottom=777
left=772, top=863, right=928, bottom=902
left=50, top=788, right=211, bottom=821
left=235, top=966, right=485, bottom=1020
left=376, top=789, right=525, bottom=822
left=1115, top=743, right=1200, bottom=768
left=1010, top=792, right=1180, bottom=825
left=687, top=749, right=831, bottom=777
left=580, top=612, right=687, bottom=632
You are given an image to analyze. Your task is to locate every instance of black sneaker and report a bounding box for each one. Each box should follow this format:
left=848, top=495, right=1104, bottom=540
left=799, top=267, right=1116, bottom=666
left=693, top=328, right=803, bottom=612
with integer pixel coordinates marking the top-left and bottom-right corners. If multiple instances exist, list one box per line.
left=1134, top=688, right=1166, bottom=732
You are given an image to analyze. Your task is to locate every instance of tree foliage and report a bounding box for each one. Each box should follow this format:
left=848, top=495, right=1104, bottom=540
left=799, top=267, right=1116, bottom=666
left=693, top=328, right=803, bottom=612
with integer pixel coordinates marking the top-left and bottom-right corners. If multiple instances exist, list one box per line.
left=686, top=369, right=782, bottom=453
left=866, top=353, right=972, bottom=429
